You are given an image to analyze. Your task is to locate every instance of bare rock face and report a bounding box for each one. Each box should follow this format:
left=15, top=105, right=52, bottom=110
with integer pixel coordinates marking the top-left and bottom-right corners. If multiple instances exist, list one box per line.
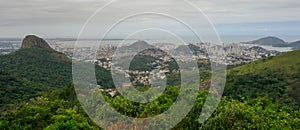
left=21, top=35, right=52, bottom=50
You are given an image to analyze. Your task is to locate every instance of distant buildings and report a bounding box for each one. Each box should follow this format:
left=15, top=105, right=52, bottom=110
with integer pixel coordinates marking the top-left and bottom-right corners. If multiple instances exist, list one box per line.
left=50, top=40, right=282, bottom=66
left=0, top=39, right=282, bottom=66
left=0, top=42, right=20, bottom=54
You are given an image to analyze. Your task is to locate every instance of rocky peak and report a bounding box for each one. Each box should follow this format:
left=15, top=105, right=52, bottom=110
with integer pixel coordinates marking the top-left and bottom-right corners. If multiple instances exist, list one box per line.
left=21, top=35, right=52, bottom=50
left=129, top=40, right=154, bottom=50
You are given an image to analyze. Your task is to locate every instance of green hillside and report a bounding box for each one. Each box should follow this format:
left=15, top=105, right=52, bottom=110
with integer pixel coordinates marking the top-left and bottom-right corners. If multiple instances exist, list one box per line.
left=225, top=50, right=300, bottom=105
left=228, top=50, right=300, bottom=75
left=0, top=48, right=72, bottom=88
left=0, top=71, right=44, bottom=111
left=0, top=39, right=113, bottom=110
left=0, top=48, right=72, bottom=110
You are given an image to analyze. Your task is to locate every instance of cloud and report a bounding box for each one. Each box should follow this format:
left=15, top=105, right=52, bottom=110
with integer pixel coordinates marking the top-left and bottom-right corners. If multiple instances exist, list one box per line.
left=0, top=0, right=299, bottom=39
left=191, top=0, right=300, bottom=24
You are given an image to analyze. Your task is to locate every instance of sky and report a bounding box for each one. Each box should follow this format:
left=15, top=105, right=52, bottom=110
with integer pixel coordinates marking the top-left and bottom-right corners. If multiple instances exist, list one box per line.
left=0, top=0, right=300, bottom=43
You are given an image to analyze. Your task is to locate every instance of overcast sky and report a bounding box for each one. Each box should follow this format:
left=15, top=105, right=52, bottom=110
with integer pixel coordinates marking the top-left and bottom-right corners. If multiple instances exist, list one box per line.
left=0, top=0, right=300, bottom=42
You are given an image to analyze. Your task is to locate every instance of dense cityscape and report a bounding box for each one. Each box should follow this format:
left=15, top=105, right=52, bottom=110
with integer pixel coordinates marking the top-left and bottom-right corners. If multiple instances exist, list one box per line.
left=0, top=39, right=284, bottom=64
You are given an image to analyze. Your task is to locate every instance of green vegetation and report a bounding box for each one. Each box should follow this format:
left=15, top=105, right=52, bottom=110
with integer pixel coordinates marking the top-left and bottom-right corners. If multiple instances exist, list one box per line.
left=225, top=50, right=300, bottom=107
left=0, top=47, right=114, bottom=111
left=200, top=97, right=300, bottom=129
left=1, top=86, right=299, bottom=129
left=0, top=48, right=71, bottom=88
left=0, top=48, right=71, bottom=111
left=0, top=85, right=100, bottom=130
left=104, top=86, right=180, bottom=118
left=115, top=55, right=159, bottom=71
left=0, top=71, right=44, bottom=111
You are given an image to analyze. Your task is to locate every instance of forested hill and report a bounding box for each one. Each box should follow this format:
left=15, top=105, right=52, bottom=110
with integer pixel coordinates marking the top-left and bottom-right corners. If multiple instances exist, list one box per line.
left=0, top=35, right=112, bottom=110
left=0, top=35, right=72, bottom=87
left=225, top=50, right=300, bottom=105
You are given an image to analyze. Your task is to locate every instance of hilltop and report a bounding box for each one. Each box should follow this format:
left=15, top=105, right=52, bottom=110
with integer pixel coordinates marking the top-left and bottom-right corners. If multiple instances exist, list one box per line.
left=242, top=36, right=287, bottom=46
left=120, top=40, right=154, bottom=51
left=21, top=35, right=53, bottom=50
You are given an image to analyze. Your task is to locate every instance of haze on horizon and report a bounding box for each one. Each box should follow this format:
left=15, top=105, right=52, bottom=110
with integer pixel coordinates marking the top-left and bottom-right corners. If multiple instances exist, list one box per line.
left=0, top=0, right=300, bottom=43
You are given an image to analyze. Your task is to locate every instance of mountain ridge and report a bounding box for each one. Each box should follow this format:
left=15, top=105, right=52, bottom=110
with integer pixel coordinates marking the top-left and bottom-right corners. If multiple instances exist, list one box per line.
left=241, top=36, right=300, bottom=50
left=242, top=36, right=287, bottom=46
left=288, top=40, right=300, bottom=50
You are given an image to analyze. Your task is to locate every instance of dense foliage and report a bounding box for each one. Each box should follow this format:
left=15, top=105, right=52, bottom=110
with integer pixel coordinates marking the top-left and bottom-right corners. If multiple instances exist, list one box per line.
left=1, top=86, right=299, bottom=129
left=0, top=85, right=100, bottom=130
left=225, top=50, right=300, bottom=107
left=0, top=48, right=114, bottom=111
left=200, top=97, right=300, bottom=129
left=0, top=48, right=71, bottom=88
left=0, top=71, right=44, bottom=111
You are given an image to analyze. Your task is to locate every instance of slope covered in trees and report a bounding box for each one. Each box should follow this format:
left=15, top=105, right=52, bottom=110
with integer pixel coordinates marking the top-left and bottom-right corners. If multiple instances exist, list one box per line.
left=225, top=50, right=300, bottom=106
left=0, top=36, right=113, bottom=111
